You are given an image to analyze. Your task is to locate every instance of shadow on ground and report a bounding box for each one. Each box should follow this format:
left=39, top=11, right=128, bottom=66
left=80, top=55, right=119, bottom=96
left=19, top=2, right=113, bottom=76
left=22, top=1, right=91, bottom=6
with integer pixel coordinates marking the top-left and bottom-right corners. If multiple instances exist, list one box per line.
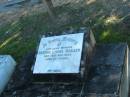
left=0, top=0, right=130, bottom=62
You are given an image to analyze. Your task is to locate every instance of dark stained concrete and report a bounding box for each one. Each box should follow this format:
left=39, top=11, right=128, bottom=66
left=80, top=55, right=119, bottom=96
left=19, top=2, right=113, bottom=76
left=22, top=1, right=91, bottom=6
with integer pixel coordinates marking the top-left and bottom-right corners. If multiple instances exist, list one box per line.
left=1, top=43, right=128, bottom=97
left=86, top=43, right=127, bottom=96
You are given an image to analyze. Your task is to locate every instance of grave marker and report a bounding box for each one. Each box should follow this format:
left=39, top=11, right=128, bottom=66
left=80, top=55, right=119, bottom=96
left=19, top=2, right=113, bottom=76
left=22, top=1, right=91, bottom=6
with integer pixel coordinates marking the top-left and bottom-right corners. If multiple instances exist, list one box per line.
left=33, top=33, right=84, bottom=74
left=0, top=55, right=16, bottom=94
left=33, top=28, right=96, bottom=82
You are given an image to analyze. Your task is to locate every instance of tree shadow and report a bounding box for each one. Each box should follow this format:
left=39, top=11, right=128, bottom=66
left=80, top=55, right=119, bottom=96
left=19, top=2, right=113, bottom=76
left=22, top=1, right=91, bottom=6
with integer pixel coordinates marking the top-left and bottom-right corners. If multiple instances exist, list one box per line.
left=50, top=0, right=130, bottom=45
left=0, top=0, right=130, bottom=62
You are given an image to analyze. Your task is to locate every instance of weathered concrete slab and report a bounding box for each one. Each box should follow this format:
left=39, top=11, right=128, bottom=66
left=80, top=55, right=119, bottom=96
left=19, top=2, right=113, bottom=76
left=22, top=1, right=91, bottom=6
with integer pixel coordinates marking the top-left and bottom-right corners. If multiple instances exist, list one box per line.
left=87, top=65, right=122, bottom=93
left=86, top=43, right=129, bottom=97
left=90, top=43, right=127, bottom=66
left=30, top=0, right=40, bottom=5
left=4, top=0, right=26, bottom=7
left=1, top=43, right=129, bottom=97
left=0, top=0, right=26, bottom=12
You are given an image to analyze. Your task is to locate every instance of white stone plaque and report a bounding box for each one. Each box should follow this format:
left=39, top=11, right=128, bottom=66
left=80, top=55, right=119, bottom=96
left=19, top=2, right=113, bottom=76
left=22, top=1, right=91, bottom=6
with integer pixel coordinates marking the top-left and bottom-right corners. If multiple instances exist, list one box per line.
left=0, top=55, right=16, bottom=94
left=33, top=33, right=84, bottom=74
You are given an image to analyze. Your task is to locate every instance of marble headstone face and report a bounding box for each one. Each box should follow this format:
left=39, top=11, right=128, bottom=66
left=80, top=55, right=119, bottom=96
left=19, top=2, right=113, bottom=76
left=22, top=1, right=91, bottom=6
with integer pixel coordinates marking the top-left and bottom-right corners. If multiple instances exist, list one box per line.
left=0, top=55, right=16, bottom=94
left=33, top=33, right=84, bottom=74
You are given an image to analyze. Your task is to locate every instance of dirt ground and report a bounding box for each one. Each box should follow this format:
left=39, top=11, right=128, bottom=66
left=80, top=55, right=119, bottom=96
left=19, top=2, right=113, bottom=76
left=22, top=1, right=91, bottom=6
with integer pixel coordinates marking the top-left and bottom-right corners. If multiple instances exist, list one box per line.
left=0, top=0, right=130, bottom=26
left=0, top=0, right=130, bottom=97
left=0, top=0, right=83, bottom=26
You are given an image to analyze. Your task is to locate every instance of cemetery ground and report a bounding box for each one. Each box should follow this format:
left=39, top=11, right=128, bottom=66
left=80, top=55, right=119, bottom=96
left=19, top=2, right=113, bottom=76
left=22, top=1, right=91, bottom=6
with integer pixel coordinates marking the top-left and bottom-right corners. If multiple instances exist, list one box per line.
left=0, top=0, right=130, bottom=62
left=0, top=0, right=130, bottom=63
left=0, top=0, right=130, bottom=97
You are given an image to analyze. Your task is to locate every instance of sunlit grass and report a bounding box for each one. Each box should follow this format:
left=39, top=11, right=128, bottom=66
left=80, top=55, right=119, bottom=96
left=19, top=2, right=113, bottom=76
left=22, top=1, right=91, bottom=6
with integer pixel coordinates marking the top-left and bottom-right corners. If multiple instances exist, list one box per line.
left=0, top=1, right=130, bottom=62
left=105, top=15, right=120, bottom=25
left=86, top=0, right=96, bottom=5
left=0, top=11, right=129, bottom=62
left=100, top=31, right=110, bottom=40
left=0, top=33, right=20, bottom=48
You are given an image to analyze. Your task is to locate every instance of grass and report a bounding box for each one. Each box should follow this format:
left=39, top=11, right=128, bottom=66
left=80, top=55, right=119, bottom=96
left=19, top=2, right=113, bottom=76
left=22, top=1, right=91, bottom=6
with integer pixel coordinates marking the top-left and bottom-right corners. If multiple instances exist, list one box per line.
left=0, top=1, right=130, bottom=63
